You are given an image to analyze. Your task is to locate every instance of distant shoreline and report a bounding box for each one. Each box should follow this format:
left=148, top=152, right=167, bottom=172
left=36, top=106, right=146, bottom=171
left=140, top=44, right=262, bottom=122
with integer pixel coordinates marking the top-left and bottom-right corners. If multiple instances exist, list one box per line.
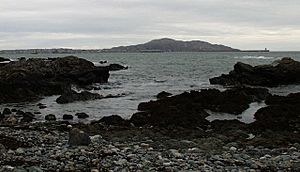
left=0, top=50, right=273, bottom=54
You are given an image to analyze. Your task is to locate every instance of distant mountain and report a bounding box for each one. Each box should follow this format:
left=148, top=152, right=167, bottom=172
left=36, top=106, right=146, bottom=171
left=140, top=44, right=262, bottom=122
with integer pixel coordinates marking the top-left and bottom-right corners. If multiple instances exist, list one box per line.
left=101, top=38, right=240, bottom=52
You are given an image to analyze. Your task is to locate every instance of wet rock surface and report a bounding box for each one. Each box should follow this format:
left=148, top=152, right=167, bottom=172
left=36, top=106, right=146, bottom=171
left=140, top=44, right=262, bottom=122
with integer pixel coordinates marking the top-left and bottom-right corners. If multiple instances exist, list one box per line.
left=252, top=92, right=300, bottom=131
left=0, top=56, right=110, bottom=104
left=210, top=57, right=300, bottom=87
left=56, top=90, right=102, bottom=104
left=156, top=91, right=172, bottom=99
left=131, top=87, right=269, bottom=128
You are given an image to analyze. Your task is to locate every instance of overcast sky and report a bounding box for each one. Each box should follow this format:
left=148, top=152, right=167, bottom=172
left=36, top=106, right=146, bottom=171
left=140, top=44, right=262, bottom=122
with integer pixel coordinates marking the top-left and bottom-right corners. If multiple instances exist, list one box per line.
left=1, top=0, right=300, bottom=50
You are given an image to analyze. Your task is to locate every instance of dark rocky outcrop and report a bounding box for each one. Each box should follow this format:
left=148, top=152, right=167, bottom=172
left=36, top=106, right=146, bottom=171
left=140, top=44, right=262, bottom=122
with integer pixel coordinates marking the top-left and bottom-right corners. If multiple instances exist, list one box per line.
left=0, top=57, right=10, bottom=62
left=156, top=91, right=172, bottom=99
left=0, top=56, right=110, bottom=104
left=68, top=128, right=91, bottom=146
left=210, top=57, right=300, bottom=87
left=56, top=90, right=102, bottom=104
left=252, top=92, right=300, bottom=131
left=131, top=87, right=269, bottom=128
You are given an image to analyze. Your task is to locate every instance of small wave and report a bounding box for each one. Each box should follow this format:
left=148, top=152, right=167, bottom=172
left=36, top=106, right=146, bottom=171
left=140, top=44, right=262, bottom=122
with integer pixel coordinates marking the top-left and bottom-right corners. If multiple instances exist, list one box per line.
left=154, top=79, right=167, bottom=83
left=234, top=56, right=274, bottom=60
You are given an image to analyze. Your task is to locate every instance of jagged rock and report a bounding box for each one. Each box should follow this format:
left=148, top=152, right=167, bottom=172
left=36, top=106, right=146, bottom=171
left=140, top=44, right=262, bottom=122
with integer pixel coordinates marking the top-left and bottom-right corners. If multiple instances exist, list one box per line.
left=75, top=113, right=89, bottom=119
left=45, top=114, right=56, bottom=121
left=210, top=57, right=300, bottom=87
left=63, top=114, right=74, bottom=120
left=156, top=91, right=172, bottom=99
left=0, top=56, right=110, bottom=104
left=56, top=90, right=102, bottom=104
left=131, top=87, right=269, bottom=128
left=68, top=128, right=91, bottom=146
left=252, top=92, right=300, bottom=131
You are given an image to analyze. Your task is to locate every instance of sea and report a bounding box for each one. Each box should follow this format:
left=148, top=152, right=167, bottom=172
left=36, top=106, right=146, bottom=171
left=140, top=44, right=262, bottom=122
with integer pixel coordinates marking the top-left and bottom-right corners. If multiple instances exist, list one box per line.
left=1, top=52, right=300, bottom=123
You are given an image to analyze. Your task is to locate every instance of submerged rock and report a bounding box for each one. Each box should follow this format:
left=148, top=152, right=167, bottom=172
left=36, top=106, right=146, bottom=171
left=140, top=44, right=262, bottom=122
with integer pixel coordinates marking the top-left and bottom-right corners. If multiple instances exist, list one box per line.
left=45, top=114, right=56, bottom=121
left=106, top=64, right=128, bottom=71
left=75, top=113, right=89, bottom=119
left=210, top=57, right=300, bottom=87
left=63, top=114, right=74, bottom=120
left=56, top=90, right=102, bottom=104
left=68, top=128, right=91, bottom=146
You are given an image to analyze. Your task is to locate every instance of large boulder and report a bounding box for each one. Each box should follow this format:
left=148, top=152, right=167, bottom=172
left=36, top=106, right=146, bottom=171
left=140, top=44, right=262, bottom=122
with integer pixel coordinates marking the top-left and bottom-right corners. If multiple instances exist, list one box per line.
left=0, top=56, right=110, bottom=104
left=68, top=128, right=91, bottom=146
left=210, top=57, right=300, bottom=87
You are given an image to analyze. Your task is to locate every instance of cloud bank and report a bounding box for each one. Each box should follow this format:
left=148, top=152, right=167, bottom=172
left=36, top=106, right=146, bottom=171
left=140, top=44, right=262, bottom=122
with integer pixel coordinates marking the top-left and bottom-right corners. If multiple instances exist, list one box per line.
left=1, top=0, right=300, bottom=50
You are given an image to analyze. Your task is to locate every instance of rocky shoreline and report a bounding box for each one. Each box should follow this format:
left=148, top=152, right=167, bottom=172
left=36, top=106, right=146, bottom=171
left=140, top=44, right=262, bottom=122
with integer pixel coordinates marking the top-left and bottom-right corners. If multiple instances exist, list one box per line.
left=0, top=121, right=299, bottom=171
left=0, top=56, right=300, bottom=171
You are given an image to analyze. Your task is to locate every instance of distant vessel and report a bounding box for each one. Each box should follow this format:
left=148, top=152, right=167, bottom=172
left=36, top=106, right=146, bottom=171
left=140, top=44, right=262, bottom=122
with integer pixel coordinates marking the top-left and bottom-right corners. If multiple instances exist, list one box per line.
left=242, top=48, right=270, bottom=52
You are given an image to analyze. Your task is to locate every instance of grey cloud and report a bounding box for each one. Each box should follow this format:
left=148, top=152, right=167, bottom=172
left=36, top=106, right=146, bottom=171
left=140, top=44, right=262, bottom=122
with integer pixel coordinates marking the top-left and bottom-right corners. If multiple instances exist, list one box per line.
left=0, top=0, right=300, bottom=50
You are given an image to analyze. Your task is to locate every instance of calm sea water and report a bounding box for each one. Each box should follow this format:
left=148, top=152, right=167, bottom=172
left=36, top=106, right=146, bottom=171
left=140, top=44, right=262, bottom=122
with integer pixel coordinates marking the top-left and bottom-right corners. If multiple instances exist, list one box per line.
left=1, top=52, right=300, bottom=123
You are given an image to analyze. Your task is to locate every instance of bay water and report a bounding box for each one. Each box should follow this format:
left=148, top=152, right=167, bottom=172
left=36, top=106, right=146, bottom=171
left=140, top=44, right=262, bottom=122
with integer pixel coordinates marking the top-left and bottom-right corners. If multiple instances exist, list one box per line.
left=1, top=52, right=300, bottom=123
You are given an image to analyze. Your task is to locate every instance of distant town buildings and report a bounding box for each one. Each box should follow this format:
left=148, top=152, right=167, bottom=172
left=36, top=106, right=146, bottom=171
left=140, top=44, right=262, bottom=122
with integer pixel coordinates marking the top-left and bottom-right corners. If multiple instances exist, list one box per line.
left=0, top=48, right=101, bottom=54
